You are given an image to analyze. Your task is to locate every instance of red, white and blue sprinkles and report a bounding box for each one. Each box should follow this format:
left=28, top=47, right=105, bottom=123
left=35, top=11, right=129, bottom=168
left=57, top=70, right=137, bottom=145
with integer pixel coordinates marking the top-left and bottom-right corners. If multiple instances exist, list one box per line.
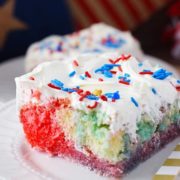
left=101, top=35, right=126, bottom=49
left=45, top=54, right=178, bottom=109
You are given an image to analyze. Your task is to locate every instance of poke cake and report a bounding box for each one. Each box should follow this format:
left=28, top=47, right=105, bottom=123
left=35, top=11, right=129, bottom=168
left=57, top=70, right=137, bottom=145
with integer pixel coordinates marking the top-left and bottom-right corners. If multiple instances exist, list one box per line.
left=15, top=53, right=180, bottom=177
left=25, top=23, right=143, bottom=71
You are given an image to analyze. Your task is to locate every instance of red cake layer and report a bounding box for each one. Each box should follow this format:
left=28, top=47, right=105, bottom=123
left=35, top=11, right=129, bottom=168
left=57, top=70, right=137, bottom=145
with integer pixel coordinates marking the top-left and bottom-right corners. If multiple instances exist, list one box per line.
left=20, top=99, right=180, bottom=177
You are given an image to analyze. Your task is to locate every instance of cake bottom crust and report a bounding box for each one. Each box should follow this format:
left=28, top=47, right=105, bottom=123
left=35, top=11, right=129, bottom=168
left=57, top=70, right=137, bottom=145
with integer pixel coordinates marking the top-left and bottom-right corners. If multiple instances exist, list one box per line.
left=20, top=100, right=180, bottom=177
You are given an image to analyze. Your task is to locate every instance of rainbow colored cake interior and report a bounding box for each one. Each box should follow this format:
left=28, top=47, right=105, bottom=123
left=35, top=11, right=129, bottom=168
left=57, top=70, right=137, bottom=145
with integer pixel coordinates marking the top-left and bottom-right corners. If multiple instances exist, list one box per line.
left=16, top=53, right=180, bottom=177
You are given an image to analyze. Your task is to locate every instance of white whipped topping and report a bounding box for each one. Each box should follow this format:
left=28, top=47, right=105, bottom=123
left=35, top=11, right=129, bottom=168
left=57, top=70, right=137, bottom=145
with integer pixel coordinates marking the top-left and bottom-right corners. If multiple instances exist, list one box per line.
left=16, top=53, right=179, bottom=139
left=25, top=23, right=143, bottom=71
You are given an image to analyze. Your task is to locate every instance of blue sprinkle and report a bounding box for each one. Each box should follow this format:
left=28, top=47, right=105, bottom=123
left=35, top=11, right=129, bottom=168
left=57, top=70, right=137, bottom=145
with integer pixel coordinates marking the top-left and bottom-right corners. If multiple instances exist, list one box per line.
left=61, top=87, right=76, bottom=93
left=118, top=76, right=123, bottom=79
left=113, top=91, right=120, bottom=99
left=51, top=79, right=64, bottom=88
left=79, top=75, right=85, bottom=80
left=118, top=75, right=131, bottom=82
left=50, top=79, right=76, bottom=93
left=153, top=69, right=172, bottom=80
left=125, top=79, right=131, bottom=83
left=95, top=64, right=120, bottom=74
left=56, top=44, right=62, bottom=51
left=151, top=88, right=157, bottom=95
left=131, top=97, right=139, bottom=107
left=95, top=64, right=120, bottom=78
left=177, top=80, right=180, bottom=84
left=86, top=95, right=99, bottom=100
left=138, top=62, right=143, bottom=67
left=104, top=71, right=113, bottom=78
left=95, top=68, right=102, bottom=73
left=102, top=65, right=113, bottom=71
left=105, top=91, right=120, bottom=100
left=105, top=93, right=113, bottom=98
left=67, top=88, right=76, bottom=93
left=124, top=73, right=130, bottom=77
left=61, top=87, right=69, bottom=92
left=69, top=71, right=76, bottom=77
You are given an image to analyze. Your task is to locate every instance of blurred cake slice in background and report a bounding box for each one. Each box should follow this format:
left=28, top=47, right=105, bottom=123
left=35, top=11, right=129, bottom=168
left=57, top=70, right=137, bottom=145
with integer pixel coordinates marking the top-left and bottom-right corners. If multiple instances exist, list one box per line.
left=25, top=23, right=143, bottom=71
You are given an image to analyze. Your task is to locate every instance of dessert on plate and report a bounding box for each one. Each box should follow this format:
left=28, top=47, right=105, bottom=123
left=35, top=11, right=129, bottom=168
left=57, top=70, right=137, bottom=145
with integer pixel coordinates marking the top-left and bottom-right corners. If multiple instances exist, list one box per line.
left=16, top=53, right=180, bottom=177
left=25, top=23, right=143, bottom=71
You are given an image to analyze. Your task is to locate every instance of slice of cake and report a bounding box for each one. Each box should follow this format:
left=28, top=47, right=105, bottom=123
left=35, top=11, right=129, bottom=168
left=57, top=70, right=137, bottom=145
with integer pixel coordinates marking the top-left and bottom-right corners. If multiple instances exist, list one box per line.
left=25, top=23, right=143, bottom=71
left=16, top=53, right=180, bottom=177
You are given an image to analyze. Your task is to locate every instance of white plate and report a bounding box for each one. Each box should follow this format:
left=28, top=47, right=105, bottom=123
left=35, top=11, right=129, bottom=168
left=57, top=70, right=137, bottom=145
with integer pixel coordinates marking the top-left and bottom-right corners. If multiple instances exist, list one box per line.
left=0, top=100, right=179, bottom=180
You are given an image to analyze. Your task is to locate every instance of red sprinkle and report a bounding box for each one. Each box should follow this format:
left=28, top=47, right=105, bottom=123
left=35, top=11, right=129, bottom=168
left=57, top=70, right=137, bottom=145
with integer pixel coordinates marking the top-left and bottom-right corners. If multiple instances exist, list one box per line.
left=109, top=58, right=120, bottom=64
left=86, top=91, right=91, bottom=95
left=87, top=101, right=98, bottom=109
left=139, top=71, right=153, bottom=75
left=85, top=71, right=91, bottom=78
left=79, top=96, right=85, bottom=101
left=29, top=76, right=35, bottom=80
left=73, top=60, right=79, bottom=66
left=73, top=88, right=84, bottom=94
left=176, top=86, right=180, bottom=91
left=120, top=54, right=131, bottom=61
left=79, top=91, right=91, bottom=101
left=114, top=57, right=121, bottom=64
left=112, top=99, right=116, bottom=102
left=110, top=70, right=117, bottom=74
left=100, top=95, right=107, bottom=101
left=98, top=78, right=104, bottom=81
left=118, top=66, right=123, bottom=72
left=119, top=80, right=130, bottom=85
left=110, top=54, right=132, bottom=64
left=48, top=83, right=61, bottom=90
left=109, top=59, right=115, bottom=64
